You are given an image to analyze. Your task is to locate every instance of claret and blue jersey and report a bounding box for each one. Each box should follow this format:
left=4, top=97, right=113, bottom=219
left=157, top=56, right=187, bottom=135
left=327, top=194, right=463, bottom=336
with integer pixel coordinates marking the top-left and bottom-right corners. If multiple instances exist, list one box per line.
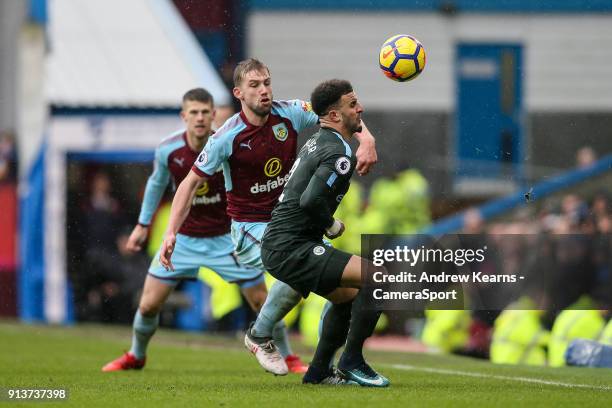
left=139, top=131, right=229, bottom=237
left=191, top=100, right=318, bottom=222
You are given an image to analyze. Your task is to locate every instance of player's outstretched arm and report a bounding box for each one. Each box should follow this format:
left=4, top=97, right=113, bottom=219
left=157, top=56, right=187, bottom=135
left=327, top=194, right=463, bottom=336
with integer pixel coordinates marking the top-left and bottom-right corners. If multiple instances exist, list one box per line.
left=159, top=170, right=203, bottom=270
left=353, top=120, right=378, bottom=176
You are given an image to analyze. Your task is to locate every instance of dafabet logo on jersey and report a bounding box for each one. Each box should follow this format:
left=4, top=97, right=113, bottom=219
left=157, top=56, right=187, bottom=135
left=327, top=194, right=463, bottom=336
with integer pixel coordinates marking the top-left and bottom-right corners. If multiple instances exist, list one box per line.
left=251, top=157, right=289, bottom=194
left=272, top=123, right=288, bottom=141
left=195, top=181, right=209, bottom=196
left=264, top=157, right=282, bottom=177
left=192, top=181, right=221, bottom=205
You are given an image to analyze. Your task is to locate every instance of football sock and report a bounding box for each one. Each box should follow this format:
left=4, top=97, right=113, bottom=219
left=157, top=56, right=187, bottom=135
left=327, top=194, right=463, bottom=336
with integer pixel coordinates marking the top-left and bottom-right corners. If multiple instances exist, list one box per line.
left=129, top=310, right=159, bottom=359
left=272, top=320, right=292, bottom=358
left=310, top=301, right=352, bottom=371
left=318, top=301, right=333, bottom=339
left=338, top=289, right=381, bottom=370
left=251, top=280, right=301, bottom=356
left=302, top=364, right=333, bottom=384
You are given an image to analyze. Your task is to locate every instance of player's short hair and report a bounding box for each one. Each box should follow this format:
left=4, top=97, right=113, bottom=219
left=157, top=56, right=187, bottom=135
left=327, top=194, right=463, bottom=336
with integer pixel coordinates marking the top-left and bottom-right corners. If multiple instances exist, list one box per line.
left=182, top=88, right=214, bottom=107
left=310, top=79, right=354, bottom=116
left=233, top=58, right=270, bottom=87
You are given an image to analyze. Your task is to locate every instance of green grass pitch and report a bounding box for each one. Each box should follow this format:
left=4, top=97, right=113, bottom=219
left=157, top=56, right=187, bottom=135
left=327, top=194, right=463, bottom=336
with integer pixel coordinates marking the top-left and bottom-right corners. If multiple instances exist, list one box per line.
left=1, top=321, right=610, bottom=407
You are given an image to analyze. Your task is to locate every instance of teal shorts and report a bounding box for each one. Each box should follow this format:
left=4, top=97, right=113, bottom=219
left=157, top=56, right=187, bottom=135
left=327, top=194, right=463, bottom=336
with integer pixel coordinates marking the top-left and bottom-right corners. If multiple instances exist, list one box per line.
left=261, top=241, right=352, bottom=298
left=230, top=220, right=268, bottom=272
left=149, top=233, right=264, bottom=288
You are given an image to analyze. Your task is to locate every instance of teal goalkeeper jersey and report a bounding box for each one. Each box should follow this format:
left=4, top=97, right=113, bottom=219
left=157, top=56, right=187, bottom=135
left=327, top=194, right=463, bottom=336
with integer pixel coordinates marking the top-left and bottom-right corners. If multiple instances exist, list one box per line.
left=262, top=127, right=356, bottom=250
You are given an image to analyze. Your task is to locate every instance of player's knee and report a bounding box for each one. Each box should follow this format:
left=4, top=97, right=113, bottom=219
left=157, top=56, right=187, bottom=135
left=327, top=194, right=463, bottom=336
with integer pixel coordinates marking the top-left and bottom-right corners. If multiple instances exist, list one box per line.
left=368, top=262, right=389, bottom=289
left=341, top=256, right=378, bottom=288
left=139, top=302, right=161, bottom=317
left=270, top=280, right=302, bottom=305
left=249, top=289, right=267, bottom=311
left=326, top=287, right=358, bottom=304
left=241, top=282, right=268, bottom=311
left=370, top=263, right=388, bottom=277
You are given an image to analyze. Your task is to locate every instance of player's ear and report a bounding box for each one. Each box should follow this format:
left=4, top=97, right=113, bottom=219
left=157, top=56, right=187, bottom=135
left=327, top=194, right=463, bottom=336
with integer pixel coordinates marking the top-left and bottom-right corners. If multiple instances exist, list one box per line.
left=179, top=108, right=186, bottom=122
left=329, top=109, right=341, bottom=123
left=232, top=87, right=242, bottom=100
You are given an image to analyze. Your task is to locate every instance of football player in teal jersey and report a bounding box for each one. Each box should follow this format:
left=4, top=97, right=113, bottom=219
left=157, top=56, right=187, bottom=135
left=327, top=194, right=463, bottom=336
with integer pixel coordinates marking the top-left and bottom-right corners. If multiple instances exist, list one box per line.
left=261, top=79, right=389, bottom=386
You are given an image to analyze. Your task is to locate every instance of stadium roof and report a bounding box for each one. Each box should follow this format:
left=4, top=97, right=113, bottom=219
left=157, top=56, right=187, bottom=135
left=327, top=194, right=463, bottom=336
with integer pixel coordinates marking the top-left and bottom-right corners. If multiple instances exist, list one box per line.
left=45, top=0, right=231, bottom=109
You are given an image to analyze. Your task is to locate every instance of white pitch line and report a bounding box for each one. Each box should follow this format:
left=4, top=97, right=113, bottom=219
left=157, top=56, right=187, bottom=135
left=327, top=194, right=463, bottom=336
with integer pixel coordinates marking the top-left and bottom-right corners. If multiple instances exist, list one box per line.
left=387, top=364, right=612, bottom=391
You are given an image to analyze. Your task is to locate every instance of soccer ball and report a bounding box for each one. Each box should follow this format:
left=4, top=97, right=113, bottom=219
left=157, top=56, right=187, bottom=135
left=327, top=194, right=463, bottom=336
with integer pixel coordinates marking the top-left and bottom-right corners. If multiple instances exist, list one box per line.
left=379, top=34, right=426, bottom=82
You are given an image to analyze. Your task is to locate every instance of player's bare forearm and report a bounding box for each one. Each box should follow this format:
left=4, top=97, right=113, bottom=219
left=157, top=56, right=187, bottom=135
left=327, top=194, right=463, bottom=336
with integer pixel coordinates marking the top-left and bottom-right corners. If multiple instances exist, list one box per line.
left=353, top=121, right=378, bottom=175
left=165, top=170, right=202, bottom=236
left=160, top=171, right=202, bottom=271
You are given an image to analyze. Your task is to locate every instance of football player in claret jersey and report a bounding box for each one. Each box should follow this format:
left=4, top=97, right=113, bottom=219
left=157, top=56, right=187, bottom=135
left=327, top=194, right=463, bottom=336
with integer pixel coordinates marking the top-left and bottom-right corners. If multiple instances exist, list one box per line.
left=261, top=79, right=389, bottom=386
left=159, top=59, right=378, bottom=375
left=102, top=88, right=269, bottom=372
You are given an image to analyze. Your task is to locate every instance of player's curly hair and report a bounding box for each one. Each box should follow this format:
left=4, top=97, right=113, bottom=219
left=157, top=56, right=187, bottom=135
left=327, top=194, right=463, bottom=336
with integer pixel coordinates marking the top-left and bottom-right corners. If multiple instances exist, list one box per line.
left=182, top=88, right=214, bottom=106
left=233, top=58, right=270, bottom=87
left=310, top=79, right=353, bottom=116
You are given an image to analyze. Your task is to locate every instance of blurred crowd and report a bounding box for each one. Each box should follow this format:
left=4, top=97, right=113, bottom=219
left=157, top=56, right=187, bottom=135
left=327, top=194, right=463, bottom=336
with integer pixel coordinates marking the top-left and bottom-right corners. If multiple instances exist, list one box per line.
left=68, top=171, right=147, bottom=324
left=423, top=184, right=611, bottom=367
left=68, top=168, right=235, bottom=330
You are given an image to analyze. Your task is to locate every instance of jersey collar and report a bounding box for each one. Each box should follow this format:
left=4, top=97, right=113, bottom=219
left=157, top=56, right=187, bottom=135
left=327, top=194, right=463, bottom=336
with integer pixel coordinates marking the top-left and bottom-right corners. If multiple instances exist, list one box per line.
left=320, top=127, right=352, bottom=157
left=239, top=109, right=271, bottom=128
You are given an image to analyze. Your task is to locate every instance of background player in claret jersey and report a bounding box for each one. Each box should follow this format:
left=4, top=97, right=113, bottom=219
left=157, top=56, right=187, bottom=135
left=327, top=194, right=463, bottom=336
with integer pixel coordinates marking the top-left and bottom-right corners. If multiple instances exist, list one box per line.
left=102, top=88, right=270, bottom=372
left=159, top=59, right=378, bottom=375
left=261, top=79, right=389, bottom=386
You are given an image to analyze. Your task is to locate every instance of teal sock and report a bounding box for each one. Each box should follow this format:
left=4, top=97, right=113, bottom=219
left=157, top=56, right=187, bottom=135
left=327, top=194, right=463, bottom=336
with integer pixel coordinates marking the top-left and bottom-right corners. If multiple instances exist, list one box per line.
left=311, top=301, right=352, bottom=370
left=129, top=310, right=159, bottom=359
left=318, top=301, right=333, bottom=338
left=272, top=321, right=292, bottom=358
left=338, top=290, right=381, bottom=370
left=252, top=281, right=302, bottom=356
